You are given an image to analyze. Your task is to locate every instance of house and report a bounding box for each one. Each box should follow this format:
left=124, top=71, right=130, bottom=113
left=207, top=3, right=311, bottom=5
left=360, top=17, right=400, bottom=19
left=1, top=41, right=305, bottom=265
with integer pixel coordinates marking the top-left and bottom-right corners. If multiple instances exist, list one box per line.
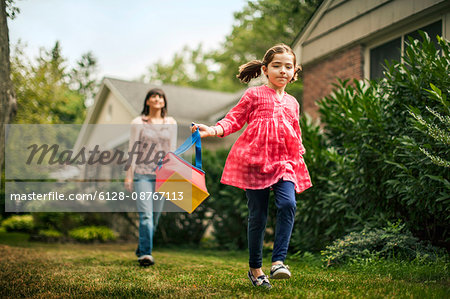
left=292, top=0, right=450, bottom=118
left=75, top=77, right=242, bottom=151
left=73, top=77, right=242, bottom=181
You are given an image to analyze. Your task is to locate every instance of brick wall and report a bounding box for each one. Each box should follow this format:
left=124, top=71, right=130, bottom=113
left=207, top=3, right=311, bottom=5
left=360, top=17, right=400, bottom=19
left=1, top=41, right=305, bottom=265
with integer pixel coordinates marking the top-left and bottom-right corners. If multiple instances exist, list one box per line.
left=302, top=44, right=364, bottom=118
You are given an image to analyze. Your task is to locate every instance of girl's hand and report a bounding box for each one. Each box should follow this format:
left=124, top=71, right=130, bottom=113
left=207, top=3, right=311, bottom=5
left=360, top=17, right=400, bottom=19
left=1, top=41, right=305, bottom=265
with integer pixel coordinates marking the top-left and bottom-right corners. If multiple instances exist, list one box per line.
left=191, top=123, right=215, bottom=138
left=124, top=178, right=133, bottom=192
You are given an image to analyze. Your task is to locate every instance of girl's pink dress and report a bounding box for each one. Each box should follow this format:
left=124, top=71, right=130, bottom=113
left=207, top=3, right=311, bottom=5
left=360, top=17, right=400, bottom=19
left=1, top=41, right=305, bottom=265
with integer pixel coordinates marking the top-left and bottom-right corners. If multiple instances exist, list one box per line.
left=216, top=85, right=312, bottom=193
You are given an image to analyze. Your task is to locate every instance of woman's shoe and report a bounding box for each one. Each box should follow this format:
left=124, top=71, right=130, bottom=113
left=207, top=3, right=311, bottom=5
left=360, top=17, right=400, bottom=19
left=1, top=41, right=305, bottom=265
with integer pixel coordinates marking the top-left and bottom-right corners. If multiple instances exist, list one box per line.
left=270, top=264, right=291, bottom=279
left=247, top=270, right=272, bottom=289
left=138, top=255, right=154, bottom=266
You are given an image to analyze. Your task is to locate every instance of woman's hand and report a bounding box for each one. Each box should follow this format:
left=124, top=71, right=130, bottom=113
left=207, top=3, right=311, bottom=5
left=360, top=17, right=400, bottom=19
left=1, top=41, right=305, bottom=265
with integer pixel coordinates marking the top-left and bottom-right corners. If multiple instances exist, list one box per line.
left=191, top=123, right=216, bottom=138
left=124, top=178, right=133, bottom=192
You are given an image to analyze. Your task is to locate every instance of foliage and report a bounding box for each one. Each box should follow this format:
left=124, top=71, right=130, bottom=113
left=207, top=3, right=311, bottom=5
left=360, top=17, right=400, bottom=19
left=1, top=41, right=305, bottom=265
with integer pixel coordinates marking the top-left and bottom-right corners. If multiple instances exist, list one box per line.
left=202, top=149, right=248, bottom=250
left=409, top=83, right=450, bottom=167
left=154, top=205, right=210, bottom=246
left=321, top=221, right=445, bottom=266
left=38, top=228, right=63, bottom=238
left=10, top=41, right=99, bottom=124
left=294, top=33, right=449, bottom=251
left=68, top=226, right=117, bottom=242
left=143, top=0, right=322, bottom=100
left=1, top=214, right=34, bottom=232
left=154, top=149, right=248, bottom=249
left=69, top=51, right=99, bottom=107
left=191, top=149, right=281, bottom=250
left=142, top=44, right=234, bottom=91
left=5, top=0, right=20, bottom=19
left=212, top=0, right=321, bottom=93
left=33, top=213, right=90, bottom=234
left=35, top=229, right=63, bottom=243
left=379, top=34, right=450, bottom=246
left=292, top=114, right=365, bottom=252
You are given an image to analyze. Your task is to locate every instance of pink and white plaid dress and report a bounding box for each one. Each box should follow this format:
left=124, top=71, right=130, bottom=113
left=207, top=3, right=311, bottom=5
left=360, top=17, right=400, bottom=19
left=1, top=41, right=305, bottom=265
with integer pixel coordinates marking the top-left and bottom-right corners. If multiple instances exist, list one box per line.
left=216, top=85, right=312, bottom=193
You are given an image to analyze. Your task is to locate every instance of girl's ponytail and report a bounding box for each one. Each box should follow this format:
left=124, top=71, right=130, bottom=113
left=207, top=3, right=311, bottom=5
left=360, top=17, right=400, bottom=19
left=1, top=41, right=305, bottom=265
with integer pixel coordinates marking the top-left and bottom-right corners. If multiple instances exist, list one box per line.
left=236, top=60, right=263, bottom=83
left=291, top=64, right=302, bottom=83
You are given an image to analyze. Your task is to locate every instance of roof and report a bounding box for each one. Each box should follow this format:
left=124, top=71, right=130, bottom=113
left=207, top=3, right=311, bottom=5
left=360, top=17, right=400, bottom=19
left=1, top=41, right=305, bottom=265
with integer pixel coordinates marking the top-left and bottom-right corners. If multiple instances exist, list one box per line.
left=74, top=77, right=243, bottom=152
left=292, top=0, right=449, bottom=65
left=101, top=77, right=242, bottom=124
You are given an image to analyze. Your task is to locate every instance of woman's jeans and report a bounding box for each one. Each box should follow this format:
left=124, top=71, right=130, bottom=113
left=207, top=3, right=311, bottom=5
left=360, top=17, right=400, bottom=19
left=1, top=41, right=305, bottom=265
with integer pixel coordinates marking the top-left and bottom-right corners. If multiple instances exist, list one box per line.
left=246, top=179, right=296, bottom=269
left=134, top=173, right=164, bottom=257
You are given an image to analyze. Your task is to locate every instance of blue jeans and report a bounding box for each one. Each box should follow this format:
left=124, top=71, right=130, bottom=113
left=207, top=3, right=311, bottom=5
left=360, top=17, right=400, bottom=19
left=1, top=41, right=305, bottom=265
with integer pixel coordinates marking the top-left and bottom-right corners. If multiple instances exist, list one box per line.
left=246, top=179, right=296, bottom=269
left=134, top=173, right=164, bottom=257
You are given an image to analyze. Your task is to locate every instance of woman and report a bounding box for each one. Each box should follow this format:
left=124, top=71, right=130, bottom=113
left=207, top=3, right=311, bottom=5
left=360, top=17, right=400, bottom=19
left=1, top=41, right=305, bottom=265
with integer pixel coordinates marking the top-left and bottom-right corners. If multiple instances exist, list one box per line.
left=125, top=88, right=177, bottom=266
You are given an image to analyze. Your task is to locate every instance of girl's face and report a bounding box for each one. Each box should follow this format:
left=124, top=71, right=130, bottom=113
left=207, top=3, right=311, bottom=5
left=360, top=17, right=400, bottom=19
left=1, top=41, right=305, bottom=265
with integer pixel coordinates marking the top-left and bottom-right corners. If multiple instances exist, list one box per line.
left=146, top=94, right=165, bottom=110
left=263, top=52, right=295, bottom=89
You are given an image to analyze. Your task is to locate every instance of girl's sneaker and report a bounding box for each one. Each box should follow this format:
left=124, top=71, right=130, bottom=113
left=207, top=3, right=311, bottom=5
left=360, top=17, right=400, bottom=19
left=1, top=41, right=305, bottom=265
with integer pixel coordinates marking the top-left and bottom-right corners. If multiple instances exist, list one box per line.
left=270, top=264, right=291, bottom=279
left=247, top=270, right=272, bottom=289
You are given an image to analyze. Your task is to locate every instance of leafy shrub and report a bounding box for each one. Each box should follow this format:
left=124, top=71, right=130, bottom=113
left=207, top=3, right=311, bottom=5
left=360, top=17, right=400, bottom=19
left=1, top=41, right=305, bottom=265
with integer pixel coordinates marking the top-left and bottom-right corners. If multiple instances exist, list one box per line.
left=154, top=206, right=210, bottom=246
left=408, top=83, right=449, bottom=168
left=31, top=229, right=64, bottom=242
left=293, top=33, right=449, bottom=251
left=68, top=226, right=116, bottom=242
left=322, top=222, right=443, bottom=266
left=293, top=113, right=373, bottom=252
left=380, top=34, right=449, bottom=246
left=1, top=215, right=34, bottom=232
left=32, top=213, right=85, bottom=234
left=153, top=150, right=217, bottom=246
left=202, top=149, right=248, bottom=250
left=38, top=229, right=63, bottom=238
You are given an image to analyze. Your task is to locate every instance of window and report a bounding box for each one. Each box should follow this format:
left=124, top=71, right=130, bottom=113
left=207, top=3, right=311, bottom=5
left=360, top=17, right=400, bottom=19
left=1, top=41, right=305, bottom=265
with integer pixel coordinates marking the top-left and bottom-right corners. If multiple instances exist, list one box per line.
left=405, top=20, right=442, bottom=49
left=369, top=20, right=442, bottom=80
left=370, top=37, right=401, bottom=80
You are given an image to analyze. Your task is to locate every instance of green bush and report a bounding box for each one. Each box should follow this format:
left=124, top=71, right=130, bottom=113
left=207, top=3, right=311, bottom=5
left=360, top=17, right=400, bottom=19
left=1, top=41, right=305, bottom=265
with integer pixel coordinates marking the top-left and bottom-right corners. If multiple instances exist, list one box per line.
left=380, top=34, right=449, bottom=246
left=293, top=33, right=449, bottom=251
left=202, top=149, right=248, bottom=250
left=32, top=213, right=85, bottom=234
left=154, top=206, right=210, bottom=246
left=292, top=114, right=371, bottom=252
left=68, top=226, right=116, bottom=242
left=32, top=229, right=64, bottom=242
left=38, top=229, right=63, bottom=238
left=153, top=151, right=217, bottom=246
left=1, top=215, right=34, bottom=233
left=409, top=83, right=450, bottom=168
left=321, top=222, right=444, bottom=266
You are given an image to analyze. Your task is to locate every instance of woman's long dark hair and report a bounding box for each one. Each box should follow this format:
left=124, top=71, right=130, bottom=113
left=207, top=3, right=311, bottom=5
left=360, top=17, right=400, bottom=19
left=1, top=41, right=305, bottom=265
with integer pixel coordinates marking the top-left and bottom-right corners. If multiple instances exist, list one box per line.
left=140, top=88, right=167, bottom=117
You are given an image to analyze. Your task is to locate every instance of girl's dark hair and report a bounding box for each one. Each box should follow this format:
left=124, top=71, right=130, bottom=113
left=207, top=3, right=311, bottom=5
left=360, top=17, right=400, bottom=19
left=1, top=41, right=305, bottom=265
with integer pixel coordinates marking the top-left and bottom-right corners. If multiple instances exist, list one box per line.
left=236, top=43, right=302, bottom=83
left=140, top=88, right=167, bottom=117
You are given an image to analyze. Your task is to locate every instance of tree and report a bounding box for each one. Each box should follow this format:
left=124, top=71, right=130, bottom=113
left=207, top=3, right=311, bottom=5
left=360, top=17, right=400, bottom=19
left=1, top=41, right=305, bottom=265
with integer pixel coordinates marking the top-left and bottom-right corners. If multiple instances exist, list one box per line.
left=69, top=51, right=99, bottom=107
left=1, top=0, right=17, bottom=173
left=213, top=0, right=321, bottom=92
left=11, top=41, right=96, bottom=124
left=143, top=0, right=322, bottom=99
left=142, top=44, right=232, bottom=91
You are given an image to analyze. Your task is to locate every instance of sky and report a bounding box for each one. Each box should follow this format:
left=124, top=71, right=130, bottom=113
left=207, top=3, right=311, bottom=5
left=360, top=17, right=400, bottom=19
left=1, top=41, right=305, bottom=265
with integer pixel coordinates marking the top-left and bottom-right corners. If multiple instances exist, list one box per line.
left=9, top=0, right=247, bottom=81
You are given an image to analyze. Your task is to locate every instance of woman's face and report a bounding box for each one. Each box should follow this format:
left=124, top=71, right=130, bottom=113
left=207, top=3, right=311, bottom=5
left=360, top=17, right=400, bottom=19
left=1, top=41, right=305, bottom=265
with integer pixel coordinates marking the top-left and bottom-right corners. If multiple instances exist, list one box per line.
left=146, top=94, right=165, bottom=110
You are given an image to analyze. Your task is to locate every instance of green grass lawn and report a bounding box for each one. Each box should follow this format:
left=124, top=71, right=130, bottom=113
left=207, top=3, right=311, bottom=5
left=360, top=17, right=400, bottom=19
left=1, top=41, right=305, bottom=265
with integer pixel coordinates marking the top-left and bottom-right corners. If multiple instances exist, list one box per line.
left=0, top=232, right=448, bottom=298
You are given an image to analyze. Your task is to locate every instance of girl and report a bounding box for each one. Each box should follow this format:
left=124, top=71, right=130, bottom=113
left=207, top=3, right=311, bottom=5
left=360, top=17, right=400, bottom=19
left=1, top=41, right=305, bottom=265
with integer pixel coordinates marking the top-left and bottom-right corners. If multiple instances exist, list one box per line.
left=192, top=44, right=312, bottom=289
left=125, top=88, right=177, bottom=266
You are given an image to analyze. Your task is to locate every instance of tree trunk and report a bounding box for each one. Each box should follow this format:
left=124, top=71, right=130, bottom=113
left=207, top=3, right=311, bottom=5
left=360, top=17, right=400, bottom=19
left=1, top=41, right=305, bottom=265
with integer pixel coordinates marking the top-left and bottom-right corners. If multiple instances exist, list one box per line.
left=0, top=0, right=17, bottom=174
